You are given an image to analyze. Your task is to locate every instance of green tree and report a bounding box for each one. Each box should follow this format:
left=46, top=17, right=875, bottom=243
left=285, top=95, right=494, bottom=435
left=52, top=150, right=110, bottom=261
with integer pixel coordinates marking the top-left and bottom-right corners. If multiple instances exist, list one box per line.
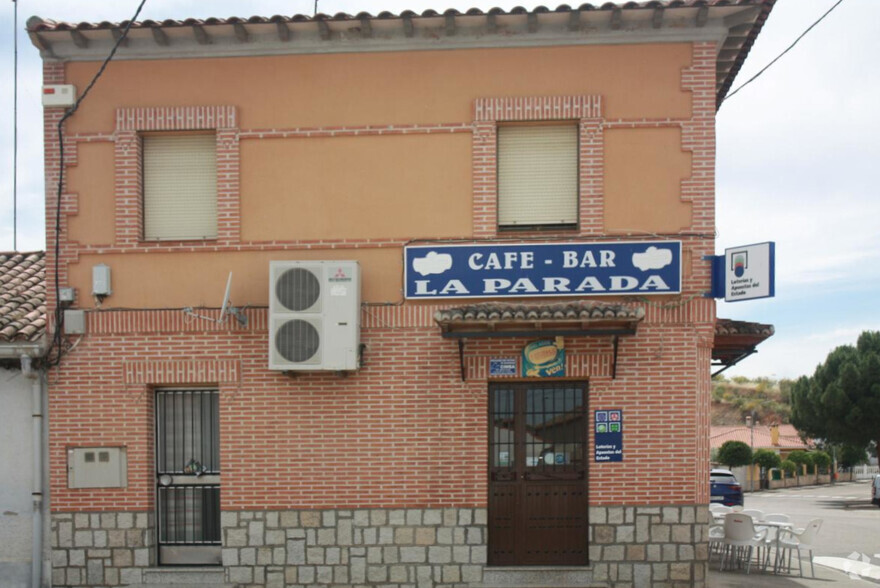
left=788, top=450, right=811, bottom=476
left=753, top=449, right=781, bottom=470
left=791, top=331, right=880, bottom=451
left=838, top=444, right=869, bottom=469
left=717, top=441, right=753, bottom=468
left=812, top=451, right=831, bottom=473
left=780, top=459, right=797, bottom=478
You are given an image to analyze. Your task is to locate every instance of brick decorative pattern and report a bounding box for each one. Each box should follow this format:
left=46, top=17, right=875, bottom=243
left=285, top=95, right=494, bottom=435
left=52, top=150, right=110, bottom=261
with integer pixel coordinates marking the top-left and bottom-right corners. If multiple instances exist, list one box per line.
left=43, top=61, right=70, bottom=312
left=238, top=123, right=471, bottom=140
left=474, top=96, right=603, bottom=122
left=123, top=360, right=241, bottom=385
left=221, top=508, right=487, bottom=587
left=50, top=511, right=154, bottom=587
left=680, top=42, right=718, bottom=291
left=116, top=106, right=237, bottom=132
left=114, top=106, right=241, bottom=247
left=472, top=95, right=604, bottom=238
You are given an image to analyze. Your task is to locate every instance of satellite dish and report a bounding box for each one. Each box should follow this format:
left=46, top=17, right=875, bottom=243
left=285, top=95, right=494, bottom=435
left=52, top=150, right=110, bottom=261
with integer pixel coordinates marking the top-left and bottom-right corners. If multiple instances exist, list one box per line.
left=182, top=271, right=247, bottom=327
left=219, top=272, right=233, bottom=322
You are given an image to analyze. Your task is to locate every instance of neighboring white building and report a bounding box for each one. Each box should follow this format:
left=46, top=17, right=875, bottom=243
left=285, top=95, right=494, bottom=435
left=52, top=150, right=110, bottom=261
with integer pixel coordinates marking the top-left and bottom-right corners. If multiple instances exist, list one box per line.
left=0, top=252, right=48, bottom=587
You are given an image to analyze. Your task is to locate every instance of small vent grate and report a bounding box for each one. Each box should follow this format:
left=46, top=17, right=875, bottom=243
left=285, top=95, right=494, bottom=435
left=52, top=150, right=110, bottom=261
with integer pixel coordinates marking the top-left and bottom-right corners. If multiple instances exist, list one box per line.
left=275, top=319, right=320, bottom=363
left=276, top=268, right=321, bottom=312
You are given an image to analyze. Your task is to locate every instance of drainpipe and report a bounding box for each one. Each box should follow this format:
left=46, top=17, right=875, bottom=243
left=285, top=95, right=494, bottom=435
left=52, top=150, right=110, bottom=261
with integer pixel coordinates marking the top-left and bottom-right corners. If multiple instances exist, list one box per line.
left=22, top=355, right=43, bottom=588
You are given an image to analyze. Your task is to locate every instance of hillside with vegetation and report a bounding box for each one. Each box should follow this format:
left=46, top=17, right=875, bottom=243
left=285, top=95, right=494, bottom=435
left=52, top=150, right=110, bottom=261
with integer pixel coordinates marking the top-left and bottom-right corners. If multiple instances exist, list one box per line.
left=711, top=375, right=793, bottom=426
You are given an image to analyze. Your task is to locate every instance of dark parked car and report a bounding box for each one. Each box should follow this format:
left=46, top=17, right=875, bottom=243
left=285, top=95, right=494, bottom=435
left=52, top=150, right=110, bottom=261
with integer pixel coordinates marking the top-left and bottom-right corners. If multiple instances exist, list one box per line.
left=710, top=468, right=743, bottom=506
left=872, top=475, right=880, bottom=507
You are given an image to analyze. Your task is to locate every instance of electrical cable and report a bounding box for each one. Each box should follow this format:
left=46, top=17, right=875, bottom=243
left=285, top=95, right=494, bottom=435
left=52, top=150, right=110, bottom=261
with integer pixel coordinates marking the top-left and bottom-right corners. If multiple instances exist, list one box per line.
left=723, top=0, right=847, bottom=103
left=44, top=0, right=148, bottom=368
left=12, top=0, right=18, bottom=250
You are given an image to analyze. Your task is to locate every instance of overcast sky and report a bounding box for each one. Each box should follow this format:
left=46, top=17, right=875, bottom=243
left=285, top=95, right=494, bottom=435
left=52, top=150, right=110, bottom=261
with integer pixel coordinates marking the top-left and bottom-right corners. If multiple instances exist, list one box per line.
left=1, top=0, right=876, bottom=381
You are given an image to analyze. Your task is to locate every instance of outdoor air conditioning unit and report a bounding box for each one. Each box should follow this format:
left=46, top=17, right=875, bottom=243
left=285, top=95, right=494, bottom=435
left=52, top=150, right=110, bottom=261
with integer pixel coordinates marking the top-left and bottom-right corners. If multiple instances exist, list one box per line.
left=269, top=261, right=361, bottom=371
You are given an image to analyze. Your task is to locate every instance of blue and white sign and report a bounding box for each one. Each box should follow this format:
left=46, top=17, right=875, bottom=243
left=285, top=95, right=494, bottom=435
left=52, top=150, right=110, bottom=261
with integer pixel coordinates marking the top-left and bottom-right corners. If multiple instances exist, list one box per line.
left=595, top=409, right=623, bottom=462
left=404, top=241, right=681, bottom=299
left=724, top=242, right=775, bottom=302
left=489, top=358, right=517, bottom=377
left=706, top=241, right=776, bottom=302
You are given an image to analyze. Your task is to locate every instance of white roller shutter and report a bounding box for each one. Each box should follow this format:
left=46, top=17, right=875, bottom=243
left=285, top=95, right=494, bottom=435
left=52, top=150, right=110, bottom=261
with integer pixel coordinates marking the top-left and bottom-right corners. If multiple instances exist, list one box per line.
left=497, top=125, right=578, bottom=227
left=143, top=134, right=218, bottom=240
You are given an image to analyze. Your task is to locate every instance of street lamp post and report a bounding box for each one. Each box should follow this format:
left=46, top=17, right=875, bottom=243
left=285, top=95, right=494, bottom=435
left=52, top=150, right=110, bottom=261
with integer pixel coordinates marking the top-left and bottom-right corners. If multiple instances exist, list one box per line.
left=746, top=411, right=756, bottom=492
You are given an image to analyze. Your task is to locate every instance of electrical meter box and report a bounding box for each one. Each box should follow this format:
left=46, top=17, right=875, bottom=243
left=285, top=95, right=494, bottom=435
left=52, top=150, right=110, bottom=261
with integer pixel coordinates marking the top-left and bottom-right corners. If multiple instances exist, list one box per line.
left=67, top=447, right=128, bottom=489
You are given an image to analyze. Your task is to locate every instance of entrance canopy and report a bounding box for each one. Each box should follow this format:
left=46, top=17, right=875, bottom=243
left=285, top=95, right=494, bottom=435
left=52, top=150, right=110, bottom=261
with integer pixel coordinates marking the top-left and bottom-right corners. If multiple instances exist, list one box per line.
left=433, top=301, right=644, bottom=380
left=712, top=318, right=774, bottom=376
left=433, top=301, right=644, bottom=339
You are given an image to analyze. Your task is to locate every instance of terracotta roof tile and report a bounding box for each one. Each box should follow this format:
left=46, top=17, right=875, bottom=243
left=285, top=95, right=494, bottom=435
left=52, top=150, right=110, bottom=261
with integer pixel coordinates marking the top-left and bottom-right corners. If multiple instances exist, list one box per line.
left=27, top=0, right=775, bottom=109
left=710, top=424, right=812, bottom=451
left=435, top=300, right=644, bottom=324
left=715, top=318, right=774, bottom=337
left=0, top=252, right=47, bottom=343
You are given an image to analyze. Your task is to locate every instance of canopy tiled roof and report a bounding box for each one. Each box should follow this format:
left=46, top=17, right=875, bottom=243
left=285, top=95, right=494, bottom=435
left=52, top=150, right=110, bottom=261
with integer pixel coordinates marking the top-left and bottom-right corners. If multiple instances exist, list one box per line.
left=710, top=424, right=811, bottom=451
left=712, top=318, right=774, bottom=375
left=434, top=301, right=644, bottom=337
left=27, top=0, right=775, bottom=109
left=0, top=252, right=47, bottom=343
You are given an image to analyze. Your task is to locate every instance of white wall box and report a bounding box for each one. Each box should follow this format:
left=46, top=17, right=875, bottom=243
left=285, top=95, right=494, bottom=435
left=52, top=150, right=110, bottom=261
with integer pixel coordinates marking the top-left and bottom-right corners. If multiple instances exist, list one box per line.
left=67, top=446, right=128, bottom=489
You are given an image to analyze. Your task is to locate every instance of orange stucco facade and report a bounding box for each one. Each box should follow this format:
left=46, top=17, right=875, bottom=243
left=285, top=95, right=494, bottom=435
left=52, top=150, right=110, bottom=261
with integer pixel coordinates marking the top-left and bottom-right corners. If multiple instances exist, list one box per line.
left=59, top=43, right=699, bottom=310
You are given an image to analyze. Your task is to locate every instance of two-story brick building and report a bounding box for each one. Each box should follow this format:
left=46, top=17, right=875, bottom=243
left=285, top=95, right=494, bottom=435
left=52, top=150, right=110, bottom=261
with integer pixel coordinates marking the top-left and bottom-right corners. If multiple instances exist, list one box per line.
left=29, top=2, right=775, bottom=586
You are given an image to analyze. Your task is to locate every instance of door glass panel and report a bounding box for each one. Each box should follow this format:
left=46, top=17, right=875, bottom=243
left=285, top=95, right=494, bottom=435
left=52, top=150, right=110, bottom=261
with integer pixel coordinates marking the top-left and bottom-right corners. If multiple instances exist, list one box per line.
left=525, top=386, right=584, bottom=470
left=490, top=388, right=515, bottom=469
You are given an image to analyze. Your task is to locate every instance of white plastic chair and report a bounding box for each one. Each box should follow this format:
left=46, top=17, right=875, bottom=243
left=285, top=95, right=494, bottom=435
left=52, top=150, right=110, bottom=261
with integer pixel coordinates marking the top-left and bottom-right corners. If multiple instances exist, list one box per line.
left=720, top=513, right=768, bottom=573
left=708, top=522, right=725, bottom=558
left=709, top=504, right=732, bottom=522
left=776, top=519, right=822, bottom=577
left=760, top=513, right=792, bottom=568
left=741, top=509, right=765, bottom=521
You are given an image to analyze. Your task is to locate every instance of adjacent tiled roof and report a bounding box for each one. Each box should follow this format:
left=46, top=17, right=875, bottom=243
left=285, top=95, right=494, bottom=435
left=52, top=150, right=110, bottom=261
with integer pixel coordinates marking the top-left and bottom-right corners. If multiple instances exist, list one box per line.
left=0, top=252, right=47, bottom=343
left=710, top=424, right=812, bottom=451
left=27, top=0, right=776, bottom=109
left=715, top=318, right=774, bottom=337
left=713, top=318, right=774, bottom=367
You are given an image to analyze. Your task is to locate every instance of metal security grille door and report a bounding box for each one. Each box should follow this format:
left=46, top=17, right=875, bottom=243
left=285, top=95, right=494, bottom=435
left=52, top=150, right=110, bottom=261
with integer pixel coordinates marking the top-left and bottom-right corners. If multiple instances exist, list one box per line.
left=156, top=389, right=221, bottom=565
left=488, top=382, right=588, bottom=566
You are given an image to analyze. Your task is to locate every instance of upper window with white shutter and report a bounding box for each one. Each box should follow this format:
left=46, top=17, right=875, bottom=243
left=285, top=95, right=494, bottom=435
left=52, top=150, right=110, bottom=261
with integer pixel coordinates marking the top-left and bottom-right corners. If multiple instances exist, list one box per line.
left=142, top=133, right=218, bottom=241
left=497, top=124, right=578, bottom=229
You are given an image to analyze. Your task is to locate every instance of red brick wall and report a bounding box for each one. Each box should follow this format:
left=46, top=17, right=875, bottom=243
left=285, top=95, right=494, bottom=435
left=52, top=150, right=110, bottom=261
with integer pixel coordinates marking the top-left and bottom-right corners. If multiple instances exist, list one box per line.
left=48, top=298, right=714, bottom=512
left=44, top=41, right=717, bottom=513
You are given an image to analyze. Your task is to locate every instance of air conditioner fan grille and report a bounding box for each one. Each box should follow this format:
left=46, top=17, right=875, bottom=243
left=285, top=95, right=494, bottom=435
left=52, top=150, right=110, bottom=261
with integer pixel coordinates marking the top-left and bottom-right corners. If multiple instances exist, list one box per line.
left=275, top=319, right=320, bottom=363
left=276, top=268, right=321, bottom=311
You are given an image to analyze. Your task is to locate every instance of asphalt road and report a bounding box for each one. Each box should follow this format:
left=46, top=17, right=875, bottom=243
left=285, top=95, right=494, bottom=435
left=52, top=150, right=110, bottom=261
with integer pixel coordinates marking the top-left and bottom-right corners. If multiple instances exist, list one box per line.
left=708, top=480, right=880, bottom=587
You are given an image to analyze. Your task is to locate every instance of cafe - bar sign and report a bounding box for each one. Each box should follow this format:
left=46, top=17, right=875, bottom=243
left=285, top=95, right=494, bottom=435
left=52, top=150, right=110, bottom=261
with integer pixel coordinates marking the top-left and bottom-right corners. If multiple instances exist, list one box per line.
left=404, top=241, right=681, bottom=299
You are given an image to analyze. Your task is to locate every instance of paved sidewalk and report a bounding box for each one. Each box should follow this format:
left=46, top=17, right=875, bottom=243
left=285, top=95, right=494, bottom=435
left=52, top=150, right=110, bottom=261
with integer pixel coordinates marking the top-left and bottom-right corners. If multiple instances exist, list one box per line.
left=708, top=558, right=875, bottom=587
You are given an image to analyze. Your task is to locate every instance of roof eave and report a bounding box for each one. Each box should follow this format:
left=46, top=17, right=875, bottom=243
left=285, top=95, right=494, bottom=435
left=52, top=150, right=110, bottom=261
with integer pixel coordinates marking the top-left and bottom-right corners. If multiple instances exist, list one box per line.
left=27, top=1, right=775, bottom=104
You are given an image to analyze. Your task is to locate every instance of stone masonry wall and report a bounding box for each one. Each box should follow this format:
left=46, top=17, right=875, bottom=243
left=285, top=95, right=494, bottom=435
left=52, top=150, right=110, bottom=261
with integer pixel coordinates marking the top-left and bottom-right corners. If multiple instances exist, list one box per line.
left=589, top=506, right=710, bottom=588
left=49, top=506, right=708, bottom=587
left=221, top=508, right=487, bottom=588
left=50, top=512, right=154, bottom=587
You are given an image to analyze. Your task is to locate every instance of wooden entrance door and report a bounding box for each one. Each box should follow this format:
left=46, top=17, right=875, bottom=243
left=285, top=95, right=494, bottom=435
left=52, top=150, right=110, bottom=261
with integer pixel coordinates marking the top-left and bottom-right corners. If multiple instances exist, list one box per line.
left=488, top=382, right=588, bottom=566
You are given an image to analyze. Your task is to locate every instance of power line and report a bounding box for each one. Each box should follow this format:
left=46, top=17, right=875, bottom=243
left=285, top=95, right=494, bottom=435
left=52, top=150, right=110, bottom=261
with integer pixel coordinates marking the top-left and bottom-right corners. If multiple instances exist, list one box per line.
left=46, top=0, right=148, bottom=368
left=13, top=0, right=18, bottom=250
left=724, top=0, right=847, bottom=103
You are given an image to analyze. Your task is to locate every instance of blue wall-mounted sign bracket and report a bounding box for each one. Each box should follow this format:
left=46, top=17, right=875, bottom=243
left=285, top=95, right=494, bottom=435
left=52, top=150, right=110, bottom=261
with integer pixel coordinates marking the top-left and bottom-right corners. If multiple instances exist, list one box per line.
left=703, top=254, right=725, bottom=299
